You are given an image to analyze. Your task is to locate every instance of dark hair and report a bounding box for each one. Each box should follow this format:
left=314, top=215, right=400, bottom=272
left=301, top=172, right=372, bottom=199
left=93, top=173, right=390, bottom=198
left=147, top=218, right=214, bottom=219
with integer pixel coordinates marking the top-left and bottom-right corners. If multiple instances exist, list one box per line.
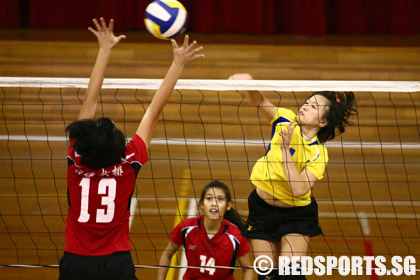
left=199, top=180, right=245, bottom=231
left=66, top=117, right=126, bottom=169
left=310, top=91, right=357, bottom=143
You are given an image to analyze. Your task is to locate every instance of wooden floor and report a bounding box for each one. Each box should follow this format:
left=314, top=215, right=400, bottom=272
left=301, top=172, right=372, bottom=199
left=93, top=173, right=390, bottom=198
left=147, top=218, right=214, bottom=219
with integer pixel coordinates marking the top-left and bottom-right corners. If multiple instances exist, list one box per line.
left=0, top=29, right=420, bottom=279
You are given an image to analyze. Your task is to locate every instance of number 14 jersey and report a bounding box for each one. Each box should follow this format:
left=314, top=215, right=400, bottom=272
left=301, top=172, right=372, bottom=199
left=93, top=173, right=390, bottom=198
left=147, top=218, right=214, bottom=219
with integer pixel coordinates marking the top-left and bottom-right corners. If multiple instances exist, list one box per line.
left=170, top=216, right=251, bottom=279
left=65, top=134, right=149, bottom=256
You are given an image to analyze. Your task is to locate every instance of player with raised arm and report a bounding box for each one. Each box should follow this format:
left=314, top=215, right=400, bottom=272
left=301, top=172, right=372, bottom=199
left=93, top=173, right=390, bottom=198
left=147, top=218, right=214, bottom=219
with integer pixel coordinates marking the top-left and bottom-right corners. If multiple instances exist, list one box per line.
left=59, top=18, right=204, bottom=280
left=229, top=73, right=356, bottom=280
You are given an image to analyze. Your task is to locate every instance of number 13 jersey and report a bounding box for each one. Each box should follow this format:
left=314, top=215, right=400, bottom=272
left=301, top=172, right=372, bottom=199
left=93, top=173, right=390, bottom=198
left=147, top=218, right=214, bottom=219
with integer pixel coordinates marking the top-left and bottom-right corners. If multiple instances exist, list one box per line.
left=65, top=134, right=149, bottom=256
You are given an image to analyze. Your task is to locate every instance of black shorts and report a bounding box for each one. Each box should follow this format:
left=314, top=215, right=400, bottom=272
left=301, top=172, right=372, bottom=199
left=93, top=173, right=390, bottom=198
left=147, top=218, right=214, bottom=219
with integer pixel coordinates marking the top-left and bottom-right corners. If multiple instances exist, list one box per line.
left=243, top=189, right=323, bottom=242
left=59, top=251, right=137, bottom=280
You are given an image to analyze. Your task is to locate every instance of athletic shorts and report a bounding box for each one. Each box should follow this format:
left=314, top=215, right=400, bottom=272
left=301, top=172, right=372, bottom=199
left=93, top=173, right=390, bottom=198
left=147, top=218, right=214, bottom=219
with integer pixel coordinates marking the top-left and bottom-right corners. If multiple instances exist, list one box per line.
left=59, top=251, right=137, bottom=280
left=243, top=189, right=323, bottom=242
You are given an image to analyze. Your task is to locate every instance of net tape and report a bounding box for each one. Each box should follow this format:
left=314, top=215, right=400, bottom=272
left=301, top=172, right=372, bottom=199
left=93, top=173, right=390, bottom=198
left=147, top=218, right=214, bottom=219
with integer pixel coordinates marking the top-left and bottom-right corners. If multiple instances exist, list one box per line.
left=0, top=77, right=420, bottom=92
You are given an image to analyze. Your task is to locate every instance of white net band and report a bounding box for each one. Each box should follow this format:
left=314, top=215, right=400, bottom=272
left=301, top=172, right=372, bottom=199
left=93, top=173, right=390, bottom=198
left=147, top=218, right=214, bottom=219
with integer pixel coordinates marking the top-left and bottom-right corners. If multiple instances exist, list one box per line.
left=1, top=77, right=420, bottom=92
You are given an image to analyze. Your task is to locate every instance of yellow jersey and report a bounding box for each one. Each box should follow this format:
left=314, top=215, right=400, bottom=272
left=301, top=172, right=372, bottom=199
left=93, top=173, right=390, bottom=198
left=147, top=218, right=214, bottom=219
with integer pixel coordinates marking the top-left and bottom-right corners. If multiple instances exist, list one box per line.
left=250, top=108, right=328, bottom=206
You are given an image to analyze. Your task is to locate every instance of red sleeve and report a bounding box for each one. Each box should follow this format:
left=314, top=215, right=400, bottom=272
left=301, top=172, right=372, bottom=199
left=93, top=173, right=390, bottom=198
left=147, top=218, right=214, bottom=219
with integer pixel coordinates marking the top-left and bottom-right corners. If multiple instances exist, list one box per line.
left=237, top=235, right=251, bottom=257
left=169, top=222, right=184, bottom=245
left=125, top=135, right=149, bottom=165
left=68, top=138, right=77, bottom=157
left=67, top=138, right=84, bottom=167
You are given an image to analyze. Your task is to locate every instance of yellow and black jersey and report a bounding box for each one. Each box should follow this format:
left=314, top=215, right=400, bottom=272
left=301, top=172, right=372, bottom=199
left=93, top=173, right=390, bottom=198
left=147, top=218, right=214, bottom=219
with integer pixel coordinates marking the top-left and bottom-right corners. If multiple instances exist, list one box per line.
left=250, top=108, right=328, bottom=206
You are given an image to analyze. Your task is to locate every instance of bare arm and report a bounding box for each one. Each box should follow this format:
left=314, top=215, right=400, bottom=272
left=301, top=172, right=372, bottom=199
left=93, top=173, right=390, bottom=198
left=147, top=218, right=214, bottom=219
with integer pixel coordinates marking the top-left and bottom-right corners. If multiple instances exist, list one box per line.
left=280, top=123, right=318, bottom=197
left=228, top=73, right=277, bottom=121
left=136, top=35, right=204, bottom=148
left=157, top=241, right=181, bottom=280
left=77, top=18, right=126, bottom=120
left=237, top=254, right=253, bottom=280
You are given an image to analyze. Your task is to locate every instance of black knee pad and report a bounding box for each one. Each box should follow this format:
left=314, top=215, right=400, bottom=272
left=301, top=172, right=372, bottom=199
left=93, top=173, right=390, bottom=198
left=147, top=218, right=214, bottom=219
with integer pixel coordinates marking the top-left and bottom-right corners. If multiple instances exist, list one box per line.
left=257, top=269, right=278, bottom=280
left=277, top=276, right=306, bottom=280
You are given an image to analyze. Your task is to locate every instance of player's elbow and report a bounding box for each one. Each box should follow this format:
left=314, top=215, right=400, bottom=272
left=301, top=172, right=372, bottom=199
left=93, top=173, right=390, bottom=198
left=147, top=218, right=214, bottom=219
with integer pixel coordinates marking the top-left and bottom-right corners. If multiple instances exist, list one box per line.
left=159, top=251, right=173, bottom=265
left=291, top=183, right=311, bottom=198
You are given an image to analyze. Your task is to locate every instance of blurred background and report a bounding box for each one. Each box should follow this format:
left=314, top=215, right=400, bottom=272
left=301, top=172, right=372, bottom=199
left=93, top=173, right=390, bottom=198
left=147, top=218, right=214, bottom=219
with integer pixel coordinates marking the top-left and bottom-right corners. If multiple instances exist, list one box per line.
left=0, top=1, right=420, bottom=280
left=1, top=0, right=420, bottom=80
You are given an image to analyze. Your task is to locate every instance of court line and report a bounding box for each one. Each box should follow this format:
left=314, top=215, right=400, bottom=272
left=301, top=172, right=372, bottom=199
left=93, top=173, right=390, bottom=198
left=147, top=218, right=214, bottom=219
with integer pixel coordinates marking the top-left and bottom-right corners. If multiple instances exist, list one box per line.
left=167, top=169, right=190, bottom=280
left=133, top=197, right=420, bottom=207
left=129, top=197, right=138, bottom=230
left=1, top=135, right=419, bottom=149
left=178, top=198, right=198, bottom=280
left=132, top=207, right=420, bottom=220
left=359, top=212, right=379, bottom=280
left=1, top=195, right=417, bottom=207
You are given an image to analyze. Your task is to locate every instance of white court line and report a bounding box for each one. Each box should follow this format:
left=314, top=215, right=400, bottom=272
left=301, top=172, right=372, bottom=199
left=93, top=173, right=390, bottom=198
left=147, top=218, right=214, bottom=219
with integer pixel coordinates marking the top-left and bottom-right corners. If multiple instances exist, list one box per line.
left=359, top=212, right=371, bottom=236
left=1, top=135, right=419, bottom=149
left=132, top=197, right=420, bottom=207
left=129, top=197, right=138, bottom=230
left=131, top=207, right=420, bottom=220
left=178, top=198, right=198, bottom=280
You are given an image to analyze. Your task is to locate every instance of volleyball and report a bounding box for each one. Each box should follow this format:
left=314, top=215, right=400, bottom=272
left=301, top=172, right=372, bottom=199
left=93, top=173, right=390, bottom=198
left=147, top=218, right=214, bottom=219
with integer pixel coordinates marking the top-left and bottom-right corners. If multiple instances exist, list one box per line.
left=144, top=0, right=188, bottom=40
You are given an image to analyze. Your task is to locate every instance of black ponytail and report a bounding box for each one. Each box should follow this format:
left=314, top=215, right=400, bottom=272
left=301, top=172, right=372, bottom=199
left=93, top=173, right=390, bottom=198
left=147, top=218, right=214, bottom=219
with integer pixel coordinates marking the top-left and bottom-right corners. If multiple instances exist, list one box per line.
left=310, top=91, right=357, bottom=143
left=199, top=180, right=245, bottom=231
left=223, top=208, right=246, bottom=232
left=66, top=117, right=126, bottom=169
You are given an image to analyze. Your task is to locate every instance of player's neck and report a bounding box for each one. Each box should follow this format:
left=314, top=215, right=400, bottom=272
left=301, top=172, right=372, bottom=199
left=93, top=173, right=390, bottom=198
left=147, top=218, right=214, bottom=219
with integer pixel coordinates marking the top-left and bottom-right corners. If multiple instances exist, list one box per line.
left=300, top=125, right=319, bottom=140
left=203, top=216, right=223, bottom=234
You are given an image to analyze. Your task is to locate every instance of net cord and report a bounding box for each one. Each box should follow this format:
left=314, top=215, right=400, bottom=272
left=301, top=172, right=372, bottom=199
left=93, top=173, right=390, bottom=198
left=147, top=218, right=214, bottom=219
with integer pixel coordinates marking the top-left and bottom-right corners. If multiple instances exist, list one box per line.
left=1, top=263, right=419, bottom=272
left=0, top=77, right=420, bottom=92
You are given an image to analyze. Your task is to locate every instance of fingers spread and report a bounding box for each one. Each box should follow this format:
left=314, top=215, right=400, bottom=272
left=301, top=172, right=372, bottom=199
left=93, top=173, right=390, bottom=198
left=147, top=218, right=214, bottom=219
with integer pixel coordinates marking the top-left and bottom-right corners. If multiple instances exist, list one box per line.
left=92, top=18, right=101, bottom=31
left=109, top=19, right=114, bottom=32
left=193, top=45, right=203, bottom=53
left=188, top=40, right=197, bottom=50
left=100, top=17, right=107, bottom=30
left=171, top=39, right=178, bottom=49
left=183, top=34, right=189, bottom=47
left=117, top=35, right=127, bottom=42
left=87, top=27, right=98, bottom=36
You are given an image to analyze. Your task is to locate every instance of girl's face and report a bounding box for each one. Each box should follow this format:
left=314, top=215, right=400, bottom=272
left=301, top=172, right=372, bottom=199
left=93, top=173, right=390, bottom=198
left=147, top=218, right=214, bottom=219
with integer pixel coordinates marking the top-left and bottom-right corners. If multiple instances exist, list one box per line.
left=298, top=94, right=330, bottom=128
left=201, top=187, right=231, bottom=221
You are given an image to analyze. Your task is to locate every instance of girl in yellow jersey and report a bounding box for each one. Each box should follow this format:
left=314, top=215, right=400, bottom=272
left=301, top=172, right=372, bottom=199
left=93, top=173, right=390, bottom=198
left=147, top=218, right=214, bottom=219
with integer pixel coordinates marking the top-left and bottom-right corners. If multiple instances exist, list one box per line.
left=229, top=74, right=357, bottom=280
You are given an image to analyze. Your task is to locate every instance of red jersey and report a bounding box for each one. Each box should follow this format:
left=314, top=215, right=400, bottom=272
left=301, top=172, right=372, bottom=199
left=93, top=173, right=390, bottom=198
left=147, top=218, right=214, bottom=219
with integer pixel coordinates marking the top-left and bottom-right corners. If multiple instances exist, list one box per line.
left=65, top=134, right=149, bottom=256
left=170, top=216, right=251, bottom=280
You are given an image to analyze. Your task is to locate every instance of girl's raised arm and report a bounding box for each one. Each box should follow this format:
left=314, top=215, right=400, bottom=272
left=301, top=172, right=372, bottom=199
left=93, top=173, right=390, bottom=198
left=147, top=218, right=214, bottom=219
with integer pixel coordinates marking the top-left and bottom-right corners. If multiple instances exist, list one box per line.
left=136, top=35, right=204, bottom=148
left=228, top=73, right=277, bottom=121
left=78, top=18, right=126, bottom=120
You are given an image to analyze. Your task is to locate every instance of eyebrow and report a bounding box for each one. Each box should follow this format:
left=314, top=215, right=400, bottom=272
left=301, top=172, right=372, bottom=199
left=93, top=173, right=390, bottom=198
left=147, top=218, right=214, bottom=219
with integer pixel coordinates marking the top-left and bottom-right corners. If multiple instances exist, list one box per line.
left=205, top=195, right=225, bottom=198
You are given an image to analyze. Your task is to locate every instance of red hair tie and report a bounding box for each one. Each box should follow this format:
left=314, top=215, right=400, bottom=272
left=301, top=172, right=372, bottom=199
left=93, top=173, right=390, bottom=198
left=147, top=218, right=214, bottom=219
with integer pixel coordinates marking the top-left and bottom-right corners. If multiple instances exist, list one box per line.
left=336, top=98, right=340, bottom=103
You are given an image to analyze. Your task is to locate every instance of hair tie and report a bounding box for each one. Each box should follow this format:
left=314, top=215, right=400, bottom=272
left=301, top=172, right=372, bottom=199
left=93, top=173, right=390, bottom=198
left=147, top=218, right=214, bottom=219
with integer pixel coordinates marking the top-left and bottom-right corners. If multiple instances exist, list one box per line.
left=95, top=119, right=101, bottom=128
left=336, top=98, right=340, bottom=103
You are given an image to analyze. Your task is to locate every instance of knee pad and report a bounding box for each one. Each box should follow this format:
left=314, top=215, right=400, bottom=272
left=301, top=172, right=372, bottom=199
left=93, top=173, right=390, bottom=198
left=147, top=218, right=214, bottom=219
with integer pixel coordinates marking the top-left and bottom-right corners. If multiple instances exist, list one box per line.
left=257, top=269, right=278, bottom=280
left=277, top=276, right=306, bottom=280
left=277, top=262, right=306, bottom=280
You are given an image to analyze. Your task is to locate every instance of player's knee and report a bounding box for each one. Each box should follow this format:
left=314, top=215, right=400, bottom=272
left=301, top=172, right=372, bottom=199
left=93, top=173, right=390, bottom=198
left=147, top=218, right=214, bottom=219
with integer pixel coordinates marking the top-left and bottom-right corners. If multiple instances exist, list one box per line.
left=277, top=262, right=306, bottom=280
left=257, top=269, right=278, bottom=280
left=277, top=276, right=306, bottom=280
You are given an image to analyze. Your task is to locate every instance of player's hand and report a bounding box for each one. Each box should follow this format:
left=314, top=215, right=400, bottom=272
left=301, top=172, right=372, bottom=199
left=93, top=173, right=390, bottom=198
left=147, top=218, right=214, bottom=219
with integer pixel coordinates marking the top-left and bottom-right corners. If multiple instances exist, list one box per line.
left=171, top=35, right=204, bottom=67
left=228, top=73, right=253, bottom=80
left=280, top=122, right=297, bottom=150
left=88, top=18, right=126, bottom=50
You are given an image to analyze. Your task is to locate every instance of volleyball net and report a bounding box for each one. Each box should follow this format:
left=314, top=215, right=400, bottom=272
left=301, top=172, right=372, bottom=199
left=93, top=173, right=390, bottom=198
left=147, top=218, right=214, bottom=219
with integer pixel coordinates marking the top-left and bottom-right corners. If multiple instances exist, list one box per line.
left=0, top=78, right=419, bottom=277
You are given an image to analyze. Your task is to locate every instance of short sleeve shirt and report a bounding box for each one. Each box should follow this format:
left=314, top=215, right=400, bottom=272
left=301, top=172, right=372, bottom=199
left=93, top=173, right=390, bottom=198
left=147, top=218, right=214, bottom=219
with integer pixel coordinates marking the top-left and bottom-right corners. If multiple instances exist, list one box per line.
left=170, top=216, right=251, bottom=279
left=65, top=134, right=149, bottom=256
left=250, top=108, right=328, bottom=206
